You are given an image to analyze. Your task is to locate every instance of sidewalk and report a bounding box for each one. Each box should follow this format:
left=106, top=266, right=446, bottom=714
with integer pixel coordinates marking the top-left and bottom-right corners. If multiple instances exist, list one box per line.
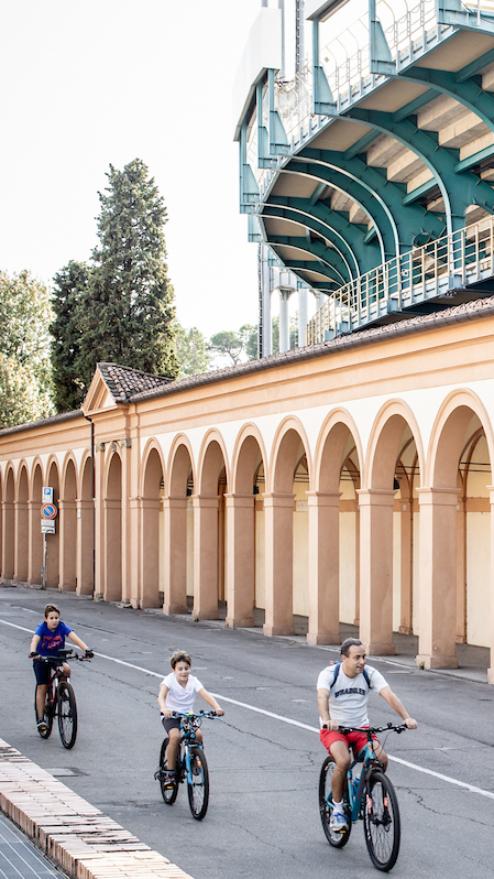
left=0, top=740, right=193, bottom=879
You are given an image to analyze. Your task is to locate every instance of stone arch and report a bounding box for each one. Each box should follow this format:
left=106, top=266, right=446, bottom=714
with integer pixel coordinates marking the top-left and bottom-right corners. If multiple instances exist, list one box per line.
left=227, top=424, right=269, bottom=629
left=45, top=458, right=61, bottom=588
left=140, top=442, right=165, bottom=608
left=194, top=432, right=230, bottom=620
left=60, top=456, right=77, bottom=591
left=2, top=466, right=15, bottom=580
left=421, top=390, right=494, bottom=674
left=78, top=453, right=94, bottom=595
left=14, top=463, right=29, bottom=582
left=265, top=418, right=311, bottom=636
left=29, top=460, right=43, bottom=585
left=164, top=438, right=196, bottom=615
left=104, top=451, right=122, bottom=602
left=361, top=401, right=425, bottom=655
left=309, top=410, right=363, bottom=645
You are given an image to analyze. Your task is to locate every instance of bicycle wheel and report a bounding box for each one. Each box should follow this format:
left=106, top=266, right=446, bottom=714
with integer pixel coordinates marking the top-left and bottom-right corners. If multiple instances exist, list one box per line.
left=318, top=756, right=352, bottom=848
left=363, top=769, right=401, bottom=872
left=57, top=682, right=78, bottom=749
left=187, top=746, right=209, bottom=821
left=158, top=738, right=180, bottom=805
left=34, top=686, right=54, bottom=739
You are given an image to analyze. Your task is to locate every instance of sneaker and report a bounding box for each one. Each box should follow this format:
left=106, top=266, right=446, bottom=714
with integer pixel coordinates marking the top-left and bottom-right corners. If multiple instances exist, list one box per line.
left=164, top=771, right=176, bottom=789
left=330, top=811, right=348, bottom=832
left=36, top=720, right=48, bottom=735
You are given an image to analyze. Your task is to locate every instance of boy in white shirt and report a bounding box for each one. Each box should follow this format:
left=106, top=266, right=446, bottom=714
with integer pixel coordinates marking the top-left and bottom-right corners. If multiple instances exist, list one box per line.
left=158, top=650, right=224, bottom=787
left=317, top=638, right=417, bottom=832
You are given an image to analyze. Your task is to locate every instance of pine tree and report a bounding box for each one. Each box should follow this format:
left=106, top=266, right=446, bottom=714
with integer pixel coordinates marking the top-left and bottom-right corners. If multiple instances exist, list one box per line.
left=77, top=158, right=177, bottom=387
left=51, top=261, right=90, bottom=411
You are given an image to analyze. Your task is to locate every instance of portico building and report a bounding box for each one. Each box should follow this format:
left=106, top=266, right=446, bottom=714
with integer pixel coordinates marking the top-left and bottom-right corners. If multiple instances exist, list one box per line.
left=2, top=303, right=494, bottom=681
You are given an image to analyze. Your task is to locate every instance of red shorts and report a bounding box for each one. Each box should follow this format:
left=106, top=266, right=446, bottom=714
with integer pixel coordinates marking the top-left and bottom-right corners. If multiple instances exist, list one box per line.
left=320, top=726, right=377, bottom=758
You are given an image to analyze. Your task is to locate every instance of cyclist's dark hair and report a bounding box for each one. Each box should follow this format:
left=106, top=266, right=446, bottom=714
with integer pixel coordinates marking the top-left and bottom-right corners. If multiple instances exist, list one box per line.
left=170, top=650, right=192, bottom=669
left=340, top=638, right=365, bottom=657
left=44, top=603, right=61, bottom=618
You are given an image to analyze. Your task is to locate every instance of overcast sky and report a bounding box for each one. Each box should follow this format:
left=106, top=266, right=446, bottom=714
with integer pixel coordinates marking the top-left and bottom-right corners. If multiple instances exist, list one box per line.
left=0, top=0, right=261, bottom=336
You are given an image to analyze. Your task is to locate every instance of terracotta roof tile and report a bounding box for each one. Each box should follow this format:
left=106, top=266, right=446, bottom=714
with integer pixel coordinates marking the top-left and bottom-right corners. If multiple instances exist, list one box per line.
left=97, top=362, right=171, bottom=402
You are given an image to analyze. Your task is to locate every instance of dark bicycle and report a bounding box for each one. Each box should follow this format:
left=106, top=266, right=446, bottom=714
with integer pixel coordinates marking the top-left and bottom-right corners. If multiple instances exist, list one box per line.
left=33, top=648, right=92, bottom=749
left=319, top=723, right=406, bottom=872
left=155, top=710, right=218, bottom=820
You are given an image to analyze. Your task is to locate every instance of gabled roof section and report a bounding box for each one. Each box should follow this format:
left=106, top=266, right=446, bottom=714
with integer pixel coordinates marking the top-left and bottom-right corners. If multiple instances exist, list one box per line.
left=83, top=362, right=171, bottom=414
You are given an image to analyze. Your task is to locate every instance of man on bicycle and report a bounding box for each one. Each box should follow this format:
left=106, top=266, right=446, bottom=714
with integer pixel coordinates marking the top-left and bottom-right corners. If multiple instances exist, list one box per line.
left=29, top=603, right=93, bottom=734
left=317, top=638, right=417, bottom=832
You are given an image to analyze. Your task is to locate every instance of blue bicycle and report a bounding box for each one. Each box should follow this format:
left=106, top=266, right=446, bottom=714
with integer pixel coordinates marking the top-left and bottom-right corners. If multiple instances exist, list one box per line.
left=156, top=710, right=217, bottom=820
left=319, top=723, right=406, bottom=872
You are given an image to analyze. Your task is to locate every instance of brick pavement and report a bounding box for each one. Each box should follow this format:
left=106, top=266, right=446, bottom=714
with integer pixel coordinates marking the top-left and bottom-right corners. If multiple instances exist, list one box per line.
left=0, top=739, right=194, bottom=879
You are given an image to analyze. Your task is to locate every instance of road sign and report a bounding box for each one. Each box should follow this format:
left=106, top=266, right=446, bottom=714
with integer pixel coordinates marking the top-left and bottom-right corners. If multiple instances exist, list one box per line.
left=41, top=520, right=56, bottom=534
left=42, top=486, right=54, bottom=503
left=41, top=503, right=58, bottom=520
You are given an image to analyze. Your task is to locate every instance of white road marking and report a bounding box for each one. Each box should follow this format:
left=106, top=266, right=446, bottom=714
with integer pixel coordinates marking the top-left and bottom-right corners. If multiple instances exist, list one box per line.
left=2, top=617, right=494, bottom=801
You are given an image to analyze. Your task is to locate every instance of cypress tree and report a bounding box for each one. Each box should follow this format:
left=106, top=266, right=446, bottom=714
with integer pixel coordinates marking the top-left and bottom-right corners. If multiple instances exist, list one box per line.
left=51, top=260, right=90, bottom=411
left=77, top=158, right=177, bottom=386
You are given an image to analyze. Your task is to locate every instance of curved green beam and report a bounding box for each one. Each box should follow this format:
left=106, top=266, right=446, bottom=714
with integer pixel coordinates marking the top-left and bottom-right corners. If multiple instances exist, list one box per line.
left=277, top=162, right=395, bottom=261
left=296, top=148, right=445, bottom=245
left=261, top=207, right=356, bottom=281
left=281, top=258, right=344, bottom=283
left=263, top=201, right=379, bottom=275
left=339, top=108, right=494, bottom=233
left=265, top=235, right=348, bottom=283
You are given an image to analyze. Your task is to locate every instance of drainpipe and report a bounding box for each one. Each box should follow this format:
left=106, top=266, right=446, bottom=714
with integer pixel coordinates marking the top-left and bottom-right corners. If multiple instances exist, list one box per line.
left=83, top=414, right=96, bottom=598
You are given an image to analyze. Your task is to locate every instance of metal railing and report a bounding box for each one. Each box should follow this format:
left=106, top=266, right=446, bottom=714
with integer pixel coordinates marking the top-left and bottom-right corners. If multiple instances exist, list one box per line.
left=306, top=216, right=494, bottom=345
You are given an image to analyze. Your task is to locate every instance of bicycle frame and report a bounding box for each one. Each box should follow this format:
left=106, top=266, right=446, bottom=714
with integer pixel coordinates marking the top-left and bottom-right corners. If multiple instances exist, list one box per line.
left=345, top=741, right=380, bottom=822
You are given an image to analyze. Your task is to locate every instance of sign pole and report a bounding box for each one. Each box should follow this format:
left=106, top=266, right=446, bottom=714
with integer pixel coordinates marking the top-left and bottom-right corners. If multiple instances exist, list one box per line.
left=41, top=533, right=47, bottom=590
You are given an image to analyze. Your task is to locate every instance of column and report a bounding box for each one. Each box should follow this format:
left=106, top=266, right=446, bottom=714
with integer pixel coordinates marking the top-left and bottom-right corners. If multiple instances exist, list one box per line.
left=2, top=502, right=14, bottom=580
left=297, top=287, right=308, bottom=348
left=279, top=290, right=290, bottom=353
left=140, top=497, right=161, bottom=608
left=307, top=492, right=341, bottom=645
left=94, top=450, right=105, bottom=601
left=225, top=494, right=255, bottom=628
left=262, top=253, right=273, bottom=357
left=456, top=496, right=467, bottom=643
left=398, top=495, right=413, bottom=635
left=76, top=499, right=94, bottom=595
left=416, top=488, right=459, bottom=669
left=358, top=489, right=395, bottom=655
left=263, top=492, right=295, bottom=636
left=487, top=488, right=494, bottom=684
left=28, top=499, right=42, bottom=585
left=163, top=497, right=188, bottom=615
left=104, top=498, right=122, bottom=602
left=193, top=495, right=219, bottom=620
left=13, top=500, right=28, bottom=582
left=59, top=499, right=77, bottom=591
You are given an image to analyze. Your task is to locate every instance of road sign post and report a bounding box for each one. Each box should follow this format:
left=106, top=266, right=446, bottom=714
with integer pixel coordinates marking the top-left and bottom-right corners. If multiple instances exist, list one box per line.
left=40, top=491, right=57, bottom=590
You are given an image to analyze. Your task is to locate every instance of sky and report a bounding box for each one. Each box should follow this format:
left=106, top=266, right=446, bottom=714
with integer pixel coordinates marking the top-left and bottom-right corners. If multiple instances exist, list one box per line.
left=0, top=0, right=261, bottom=337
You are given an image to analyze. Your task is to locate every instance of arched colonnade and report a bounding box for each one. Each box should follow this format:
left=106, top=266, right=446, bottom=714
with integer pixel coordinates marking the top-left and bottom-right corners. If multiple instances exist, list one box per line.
left=1, top=389, right=494, bottom=679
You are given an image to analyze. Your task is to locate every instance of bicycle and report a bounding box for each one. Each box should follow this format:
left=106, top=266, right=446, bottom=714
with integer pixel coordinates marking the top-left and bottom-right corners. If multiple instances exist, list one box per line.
left=319, top=723, right=406, bottom=872
left=33, top=648, right=92, bottom=749
left=155, top=710, right=218, bottom=820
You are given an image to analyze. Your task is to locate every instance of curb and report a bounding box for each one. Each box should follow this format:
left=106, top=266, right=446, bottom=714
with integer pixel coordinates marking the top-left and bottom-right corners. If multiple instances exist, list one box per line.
left=0, top=738, right=193, bottom=879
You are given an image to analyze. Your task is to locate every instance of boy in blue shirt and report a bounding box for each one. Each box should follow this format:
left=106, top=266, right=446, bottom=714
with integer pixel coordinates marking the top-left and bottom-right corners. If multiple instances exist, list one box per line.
left=29, top=603, right=92, bottom=733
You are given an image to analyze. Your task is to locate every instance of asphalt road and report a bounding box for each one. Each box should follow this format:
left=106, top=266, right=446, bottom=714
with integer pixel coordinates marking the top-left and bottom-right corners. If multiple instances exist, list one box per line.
left=1, top=585, right=493, bottom=879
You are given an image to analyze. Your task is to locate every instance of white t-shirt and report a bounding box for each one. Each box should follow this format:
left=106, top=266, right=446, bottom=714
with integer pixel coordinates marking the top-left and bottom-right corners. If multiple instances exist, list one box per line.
left=317, top=664, right=388, bottom=727
left=161, top=672, right=204, bottom=713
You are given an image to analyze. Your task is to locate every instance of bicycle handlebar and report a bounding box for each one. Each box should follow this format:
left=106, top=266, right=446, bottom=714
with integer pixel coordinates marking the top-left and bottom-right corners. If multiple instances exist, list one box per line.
left=31, top=649, right=93, bottom=663
left=338, top=722, right=407, bottom=735
left=170, top=710, right=218, bottom=719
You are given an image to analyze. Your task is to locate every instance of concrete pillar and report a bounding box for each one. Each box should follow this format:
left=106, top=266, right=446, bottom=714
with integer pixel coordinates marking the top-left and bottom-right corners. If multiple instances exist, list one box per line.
left=121, top=446, right=132, bottom=605
left=163, top=497, right=188, bottom=615
left=487, top=488, right=494, bottom=684
left=76, top=499, right=94, bottom=595
left=262, top=259, right=273, bottom=357
left=456, top=496, right=467, bottom=643
left=94, top=450, right=105, bottom=600
left=353, top=503, right=361, bottom=625
left=358, top=489, right=396, bottom=655
left=140, top=497, right=161, bottom=608
left=193, top=495, right=219, bottom=620
left=28, top=499, right=42, bottom=586
left=416, top=488, right=459, bottom=669
left=307, top=492, right=341, bottom=645
left=263, top=492, right=295, bottom=636
left=225, top=493, right=255, bottom=628
left=398, top=495, right=413, bottom=635
left=59, top=499, right=77, bottom=591
left=279, top=290, right=290, bottom=353
left=298, top=287, right=308, bottom=348
left=13, top=500, right=28, bottom=582
left=2, top=502, right=14, bottom=580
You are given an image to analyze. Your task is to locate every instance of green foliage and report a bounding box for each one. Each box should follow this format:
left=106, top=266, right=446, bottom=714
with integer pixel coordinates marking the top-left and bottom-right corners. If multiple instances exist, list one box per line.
left=51, top=261, right=90, bottom=411
left=209, top=330, right=244, bottom=366
left=0, top=271, right=54, bottom=427
left=175, top=324, right=209, bottom=377
left=51, top=158, right=178, bottom=410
